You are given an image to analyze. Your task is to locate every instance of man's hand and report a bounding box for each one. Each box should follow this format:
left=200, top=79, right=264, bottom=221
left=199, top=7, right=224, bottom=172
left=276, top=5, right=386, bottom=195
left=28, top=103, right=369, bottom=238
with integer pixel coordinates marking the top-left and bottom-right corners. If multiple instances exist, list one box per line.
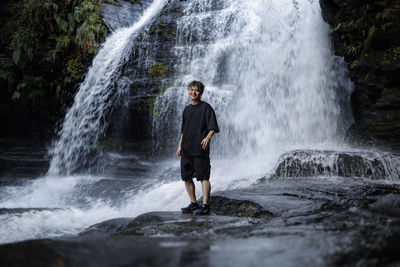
left=176, top=146, right=181, bottom=158
left=200, top=137, right=210, bottom=150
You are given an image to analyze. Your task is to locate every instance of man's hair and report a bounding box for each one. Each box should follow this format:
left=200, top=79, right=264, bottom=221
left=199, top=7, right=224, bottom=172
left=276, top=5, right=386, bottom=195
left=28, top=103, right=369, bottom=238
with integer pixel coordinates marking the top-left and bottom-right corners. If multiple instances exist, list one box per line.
left=188, top=80, right=205, bottom=95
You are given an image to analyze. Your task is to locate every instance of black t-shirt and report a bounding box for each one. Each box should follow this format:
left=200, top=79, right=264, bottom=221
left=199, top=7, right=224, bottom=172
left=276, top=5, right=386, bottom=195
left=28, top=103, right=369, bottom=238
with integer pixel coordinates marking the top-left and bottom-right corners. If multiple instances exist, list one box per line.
left=181, top=101, right=219, bottom=157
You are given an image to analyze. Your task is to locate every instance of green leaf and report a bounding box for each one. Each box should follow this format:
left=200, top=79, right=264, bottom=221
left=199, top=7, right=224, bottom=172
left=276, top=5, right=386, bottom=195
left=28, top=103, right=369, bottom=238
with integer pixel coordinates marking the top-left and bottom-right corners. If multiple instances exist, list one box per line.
left=11, top=91, right=21, bottom=100
left=17, top=82, right=26, bottom=90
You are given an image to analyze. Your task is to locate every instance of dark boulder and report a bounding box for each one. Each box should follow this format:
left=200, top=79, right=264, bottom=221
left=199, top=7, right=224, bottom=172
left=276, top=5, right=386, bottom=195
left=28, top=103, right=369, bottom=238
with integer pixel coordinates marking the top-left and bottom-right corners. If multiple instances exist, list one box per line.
left=271, top=150, right=400, bottom=180
left=205, top=195, right=273, bottom=218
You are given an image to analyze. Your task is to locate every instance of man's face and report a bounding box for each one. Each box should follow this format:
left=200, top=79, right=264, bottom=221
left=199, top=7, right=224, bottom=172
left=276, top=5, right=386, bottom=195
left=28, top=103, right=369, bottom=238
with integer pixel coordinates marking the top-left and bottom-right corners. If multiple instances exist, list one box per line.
left=188, top=85, right=201, bottom=101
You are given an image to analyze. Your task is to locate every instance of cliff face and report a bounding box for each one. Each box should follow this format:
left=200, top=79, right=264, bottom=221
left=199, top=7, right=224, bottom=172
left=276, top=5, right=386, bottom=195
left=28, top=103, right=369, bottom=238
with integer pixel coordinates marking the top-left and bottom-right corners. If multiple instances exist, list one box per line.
left=320, top=0, right=400, bottom=150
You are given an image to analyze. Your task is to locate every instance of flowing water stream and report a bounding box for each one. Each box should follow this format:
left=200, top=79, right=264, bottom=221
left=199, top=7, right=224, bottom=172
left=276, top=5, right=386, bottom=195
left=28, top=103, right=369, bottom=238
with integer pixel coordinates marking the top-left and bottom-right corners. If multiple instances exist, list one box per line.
left=0, top=0, right=399, bottom=245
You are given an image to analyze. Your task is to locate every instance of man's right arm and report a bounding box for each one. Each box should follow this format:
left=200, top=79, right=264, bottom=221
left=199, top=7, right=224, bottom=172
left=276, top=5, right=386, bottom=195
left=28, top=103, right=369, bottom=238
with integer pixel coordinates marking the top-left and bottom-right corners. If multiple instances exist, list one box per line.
left=176, top=134, right=183, bottom=157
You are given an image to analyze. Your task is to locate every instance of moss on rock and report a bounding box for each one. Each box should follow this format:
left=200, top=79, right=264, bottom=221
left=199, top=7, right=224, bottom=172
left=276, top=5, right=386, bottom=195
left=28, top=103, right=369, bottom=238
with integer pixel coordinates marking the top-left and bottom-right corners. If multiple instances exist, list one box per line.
left=208, top=195, right=273, bottom=218
left=148, top=61, right=168, bottom=78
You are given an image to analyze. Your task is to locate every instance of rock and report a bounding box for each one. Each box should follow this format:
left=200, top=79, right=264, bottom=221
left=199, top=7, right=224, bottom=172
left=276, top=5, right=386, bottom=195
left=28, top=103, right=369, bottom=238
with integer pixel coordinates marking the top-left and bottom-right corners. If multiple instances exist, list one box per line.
left=270, top=149, right=400, bottom=180
left=0, top=146, right=49, bottom=178
left=101, top=0, right=152, bottom=32
left=2, top=179, right=400, bottom=266
left=0, top=236, right=202, bottom=267
left=104, top=0, right=228, bottom=145
left=81, top=211, right=266, bottom=241
left=369, top=193, right=400, bottom=216
left=82, top=197, right=273, bottom=238
left=319, top=0, right=400, bottom=151
left=79, top=217, right=134, bottom=237
left=106, top=0, right=187, bottom=143
left=206, top=195, right=273, bottom=218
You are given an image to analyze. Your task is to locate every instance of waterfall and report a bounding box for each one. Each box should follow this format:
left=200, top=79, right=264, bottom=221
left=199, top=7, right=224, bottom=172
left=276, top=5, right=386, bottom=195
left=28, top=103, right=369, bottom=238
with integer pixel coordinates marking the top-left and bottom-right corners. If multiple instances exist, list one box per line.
left=47, top=0, right=168, bottom=176
left=152, top=0, right=354, bottom=159
left=2, top=0, right=400, bottom=246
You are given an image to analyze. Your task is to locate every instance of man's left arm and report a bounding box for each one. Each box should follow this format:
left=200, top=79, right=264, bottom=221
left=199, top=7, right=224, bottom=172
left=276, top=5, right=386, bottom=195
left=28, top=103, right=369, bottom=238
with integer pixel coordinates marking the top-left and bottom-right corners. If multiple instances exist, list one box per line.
left=201, top=130, right=215, bottom=150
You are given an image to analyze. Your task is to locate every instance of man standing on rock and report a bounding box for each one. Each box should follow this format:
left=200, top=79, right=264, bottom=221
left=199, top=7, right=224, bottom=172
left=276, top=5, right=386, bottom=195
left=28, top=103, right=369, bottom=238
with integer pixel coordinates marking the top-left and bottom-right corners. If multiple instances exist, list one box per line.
left=176, top=81, right=220, bottom=215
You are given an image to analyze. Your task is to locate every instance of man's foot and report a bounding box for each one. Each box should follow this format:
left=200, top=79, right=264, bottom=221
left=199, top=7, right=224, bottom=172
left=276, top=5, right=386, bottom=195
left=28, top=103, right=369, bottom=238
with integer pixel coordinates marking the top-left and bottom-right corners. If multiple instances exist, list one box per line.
left=194, top=204, right=210, bottom=215
left=181, top=202, right=199, bottom=213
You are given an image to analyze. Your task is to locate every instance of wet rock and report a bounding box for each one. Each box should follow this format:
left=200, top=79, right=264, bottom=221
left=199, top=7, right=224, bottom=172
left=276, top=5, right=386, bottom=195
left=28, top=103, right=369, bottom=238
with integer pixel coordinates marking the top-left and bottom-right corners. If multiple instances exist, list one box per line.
left=81, top=211, right=264, bottom=240
left=79, top=217, right=134, bottom=237
left=80, top=192, right=274, bottom=239
left=104, top=0, right=228, bottom=143
left=101, top=0, right=152, bottom=32
left=369, top=193, right=400, bottom=216
left=116, top=0, right=187, bottom=142
left=330, top=230, right=400, bottom=266
left=2, top=178, right=400, bottom=266
left=0, top=147, right=49, bottom=178
left=320, top=0, right=400, bottom=150
left=82, top=195, right=275, bottom=237
left=271, top=150, right=400, bottom=180
left=207, top=195, right=273, bottom=218
left=0, top=236, right=207, bottom=267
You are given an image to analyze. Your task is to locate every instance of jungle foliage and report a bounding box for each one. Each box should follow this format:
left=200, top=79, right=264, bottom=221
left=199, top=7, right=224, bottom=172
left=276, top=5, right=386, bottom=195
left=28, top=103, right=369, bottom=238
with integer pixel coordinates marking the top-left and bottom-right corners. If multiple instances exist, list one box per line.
left=0, top=0, right=108, bottom=121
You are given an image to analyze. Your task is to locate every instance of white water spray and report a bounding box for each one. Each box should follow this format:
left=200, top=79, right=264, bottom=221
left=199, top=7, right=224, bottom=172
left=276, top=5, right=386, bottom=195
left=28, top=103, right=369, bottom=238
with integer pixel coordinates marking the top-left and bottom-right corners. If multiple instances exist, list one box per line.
left=48, top=0, right=168, bottom=176
left=153, top=0, right=353, bottom=161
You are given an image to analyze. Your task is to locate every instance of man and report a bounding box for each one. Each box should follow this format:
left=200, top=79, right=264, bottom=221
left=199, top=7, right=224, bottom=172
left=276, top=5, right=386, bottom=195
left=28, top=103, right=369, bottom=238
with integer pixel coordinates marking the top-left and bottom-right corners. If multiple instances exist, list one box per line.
left=176, top=80, right=219, bottom=215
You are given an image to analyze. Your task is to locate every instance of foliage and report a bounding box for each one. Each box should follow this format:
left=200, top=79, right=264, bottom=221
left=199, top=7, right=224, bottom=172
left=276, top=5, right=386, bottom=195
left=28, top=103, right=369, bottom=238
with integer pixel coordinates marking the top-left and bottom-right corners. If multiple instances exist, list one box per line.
left=0, top=0, right=108, bottom=120
left=330, top=4, right=400, bottom=64
left=148, top=62, right=168, bottom=78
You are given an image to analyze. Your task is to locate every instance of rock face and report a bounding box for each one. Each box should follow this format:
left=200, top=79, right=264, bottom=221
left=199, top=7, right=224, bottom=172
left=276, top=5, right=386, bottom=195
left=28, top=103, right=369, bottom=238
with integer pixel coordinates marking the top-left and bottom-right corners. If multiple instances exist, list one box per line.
left=117, top=0, right=184, bottom=142
left=270, top=150, right=400, bottom=180
left=319, top=0, right=400, bottom=150
left=0, top=145, right=49, bottom=178
left=101, top=0, right=151, bottom=32
left=102, top=0, right=227, bottom=148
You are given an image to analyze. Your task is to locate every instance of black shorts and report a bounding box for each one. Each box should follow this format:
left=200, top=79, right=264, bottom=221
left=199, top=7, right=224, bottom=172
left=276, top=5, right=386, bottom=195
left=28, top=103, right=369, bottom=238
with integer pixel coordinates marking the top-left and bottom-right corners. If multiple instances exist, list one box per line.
left=181, top=156, right=211, bottom=181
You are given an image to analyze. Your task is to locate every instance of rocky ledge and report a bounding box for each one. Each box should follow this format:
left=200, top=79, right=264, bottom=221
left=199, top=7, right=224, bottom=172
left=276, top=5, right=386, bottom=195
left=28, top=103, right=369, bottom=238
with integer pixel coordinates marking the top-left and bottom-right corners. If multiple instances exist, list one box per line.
left=1, top=178, right=400, bottom=266
left=269, top=149, right=400, bottom=181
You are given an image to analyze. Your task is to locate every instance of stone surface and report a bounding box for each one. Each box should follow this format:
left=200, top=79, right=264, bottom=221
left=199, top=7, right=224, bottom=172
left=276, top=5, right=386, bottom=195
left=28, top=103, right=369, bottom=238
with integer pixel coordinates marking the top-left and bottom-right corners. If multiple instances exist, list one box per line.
left=2, top=178, right=400, bottom=266
left=101, top=0, right=152, bottom=32
left=0, top=146, right=49, bottom=178
left=269, top=149, right=400, bottom=180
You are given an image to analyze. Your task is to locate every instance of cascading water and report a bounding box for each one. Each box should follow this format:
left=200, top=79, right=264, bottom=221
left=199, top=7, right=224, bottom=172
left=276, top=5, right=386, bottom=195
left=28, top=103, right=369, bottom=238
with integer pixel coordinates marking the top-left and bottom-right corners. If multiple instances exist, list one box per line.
left=152, top=0, right=354, bottom=161
left=1, top=0, right=399, bottom=246
left=48, top=0, right=168, bottom=176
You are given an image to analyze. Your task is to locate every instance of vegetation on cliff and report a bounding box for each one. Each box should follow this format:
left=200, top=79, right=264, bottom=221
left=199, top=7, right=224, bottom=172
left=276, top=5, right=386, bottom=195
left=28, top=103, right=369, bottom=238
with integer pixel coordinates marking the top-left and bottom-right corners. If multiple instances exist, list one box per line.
left=0, top=0, right=108, bottom=125
left=320, top=0, right=400, bottom=149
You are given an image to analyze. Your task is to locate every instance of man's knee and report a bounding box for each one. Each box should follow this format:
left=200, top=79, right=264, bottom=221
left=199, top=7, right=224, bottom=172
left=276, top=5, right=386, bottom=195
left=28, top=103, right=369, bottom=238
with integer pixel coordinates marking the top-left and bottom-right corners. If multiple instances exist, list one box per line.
left=201, top=180, right=210, bottom=185
left=184, top=179, right=194, bottom=185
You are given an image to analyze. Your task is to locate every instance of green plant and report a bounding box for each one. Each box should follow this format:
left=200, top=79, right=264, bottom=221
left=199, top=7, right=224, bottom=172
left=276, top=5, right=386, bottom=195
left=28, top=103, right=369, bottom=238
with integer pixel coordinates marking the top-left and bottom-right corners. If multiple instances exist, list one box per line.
left=0, top=0, right=107, bottom=120
left=148, top=62, right=168, bottom=78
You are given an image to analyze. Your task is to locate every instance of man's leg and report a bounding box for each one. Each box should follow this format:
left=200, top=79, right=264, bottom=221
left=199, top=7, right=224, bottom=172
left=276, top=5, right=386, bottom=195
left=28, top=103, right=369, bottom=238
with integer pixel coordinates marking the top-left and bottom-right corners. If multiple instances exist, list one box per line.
left=185, top=180, right=197, bottom=203
left=201, top=180, right=211, bottom=204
